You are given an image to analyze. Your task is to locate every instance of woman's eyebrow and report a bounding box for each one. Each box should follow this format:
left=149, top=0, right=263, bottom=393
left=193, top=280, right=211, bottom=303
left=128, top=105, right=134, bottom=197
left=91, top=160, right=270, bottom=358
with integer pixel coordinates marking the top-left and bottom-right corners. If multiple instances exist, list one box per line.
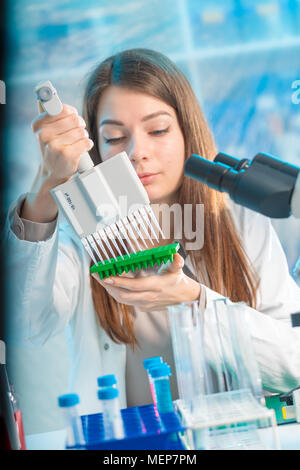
left=141, top=111, right=172, bottom=122
left=99, top=119, right=124, bottom=127
left=99, top=111, right=172, bottom=128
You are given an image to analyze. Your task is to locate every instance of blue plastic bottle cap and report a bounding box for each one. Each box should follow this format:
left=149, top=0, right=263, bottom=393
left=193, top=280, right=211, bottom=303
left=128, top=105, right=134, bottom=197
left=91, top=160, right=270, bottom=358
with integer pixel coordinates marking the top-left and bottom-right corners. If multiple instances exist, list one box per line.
left=149, top=363, right=171, bottom=378
left=98, top=387, right=119, bottom=400
left=97, top=374, right=117, bottom=387
left=143, top=356, right=163, bottom=370
left=58, top=393, right=80, bottom=407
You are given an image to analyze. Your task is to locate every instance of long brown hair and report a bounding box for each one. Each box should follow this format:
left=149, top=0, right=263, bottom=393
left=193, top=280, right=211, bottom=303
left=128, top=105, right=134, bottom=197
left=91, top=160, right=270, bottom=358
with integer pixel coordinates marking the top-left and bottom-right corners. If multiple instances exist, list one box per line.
left=82, top=48, right=259, bottom=347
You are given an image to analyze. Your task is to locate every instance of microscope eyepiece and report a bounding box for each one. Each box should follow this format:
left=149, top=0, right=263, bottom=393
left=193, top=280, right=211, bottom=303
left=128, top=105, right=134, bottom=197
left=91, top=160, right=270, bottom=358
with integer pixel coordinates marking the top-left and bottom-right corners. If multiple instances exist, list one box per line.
left=184, top=154, right=233, bottom=191
left=184, top=152, right=299, bottom=218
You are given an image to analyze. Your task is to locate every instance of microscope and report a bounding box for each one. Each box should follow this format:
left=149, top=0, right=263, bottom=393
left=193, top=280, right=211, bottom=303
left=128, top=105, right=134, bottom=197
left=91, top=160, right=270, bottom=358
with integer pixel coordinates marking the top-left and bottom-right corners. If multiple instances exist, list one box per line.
left=184, top=152, right=300, bottom=220
left=185, top=151, right=300, bottom=283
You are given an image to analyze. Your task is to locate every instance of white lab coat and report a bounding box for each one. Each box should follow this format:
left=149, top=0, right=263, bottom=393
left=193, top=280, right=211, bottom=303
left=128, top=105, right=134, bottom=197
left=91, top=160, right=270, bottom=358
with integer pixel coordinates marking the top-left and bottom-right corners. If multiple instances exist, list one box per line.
left=4, top=194, right=300, bottom=415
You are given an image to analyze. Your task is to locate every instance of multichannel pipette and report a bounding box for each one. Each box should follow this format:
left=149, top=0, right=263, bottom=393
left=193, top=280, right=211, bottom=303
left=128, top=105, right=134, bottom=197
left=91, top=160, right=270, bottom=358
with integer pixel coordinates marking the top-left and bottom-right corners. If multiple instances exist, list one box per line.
left=34, top=81, right=165, bottom=266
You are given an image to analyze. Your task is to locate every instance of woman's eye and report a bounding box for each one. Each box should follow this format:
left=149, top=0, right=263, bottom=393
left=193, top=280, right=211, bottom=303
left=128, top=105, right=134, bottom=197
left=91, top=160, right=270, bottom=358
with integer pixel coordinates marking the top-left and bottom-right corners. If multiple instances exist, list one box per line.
left=104, top=136, right=125, bottom=144
left=150, top=127, right=169, bottom=136
left=104, top=128, right=169, bottom=144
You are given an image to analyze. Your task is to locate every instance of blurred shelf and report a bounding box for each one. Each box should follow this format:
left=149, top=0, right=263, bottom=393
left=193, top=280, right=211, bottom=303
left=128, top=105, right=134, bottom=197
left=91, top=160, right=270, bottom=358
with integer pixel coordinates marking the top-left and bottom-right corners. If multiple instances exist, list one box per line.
left=171, top=35, right=300, bottom=62
left=7, top=64, right=91, bottom=86
left=7, top=35, right=300, bottom=87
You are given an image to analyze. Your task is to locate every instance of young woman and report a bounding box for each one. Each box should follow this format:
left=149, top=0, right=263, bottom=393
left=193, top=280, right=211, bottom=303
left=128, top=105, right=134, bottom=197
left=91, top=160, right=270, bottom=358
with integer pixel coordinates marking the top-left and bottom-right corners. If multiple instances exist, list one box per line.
left=5, top=48, right=300, bottom=415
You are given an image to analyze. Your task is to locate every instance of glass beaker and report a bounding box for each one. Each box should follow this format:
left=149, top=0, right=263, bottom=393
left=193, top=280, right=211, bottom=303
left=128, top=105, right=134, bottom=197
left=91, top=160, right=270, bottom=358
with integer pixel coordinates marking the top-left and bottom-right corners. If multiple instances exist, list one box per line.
left=168, top=298, right=267, bottom=450
left=210, top=298, right=263, bottom=404
left=168, top=298, right=263, bottom=412
left=167, top=300, right=213, bottom=417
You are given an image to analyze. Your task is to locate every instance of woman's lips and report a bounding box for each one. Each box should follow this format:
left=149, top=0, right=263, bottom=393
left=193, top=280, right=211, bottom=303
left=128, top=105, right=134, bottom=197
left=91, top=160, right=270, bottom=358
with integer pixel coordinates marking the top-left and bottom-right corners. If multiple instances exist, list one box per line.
left=138, top=173, right=159, bottom=185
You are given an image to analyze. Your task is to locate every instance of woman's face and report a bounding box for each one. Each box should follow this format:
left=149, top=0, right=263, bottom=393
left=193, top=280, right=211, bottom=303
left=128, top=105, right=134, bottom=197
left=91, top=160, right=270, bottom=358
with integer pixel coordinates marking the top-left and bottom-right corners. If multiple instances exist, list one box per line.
left=97, top=86, right=185, bottom=205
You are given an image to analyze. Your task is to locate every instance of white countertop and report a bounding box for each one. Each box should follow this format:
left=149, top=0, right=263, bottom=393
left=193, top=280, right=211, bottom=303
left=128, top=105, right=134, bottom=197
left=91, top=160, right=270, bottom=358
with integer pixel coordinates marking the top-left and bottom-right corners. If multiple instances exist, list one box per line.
left=25, top=422, right=300, bottom=451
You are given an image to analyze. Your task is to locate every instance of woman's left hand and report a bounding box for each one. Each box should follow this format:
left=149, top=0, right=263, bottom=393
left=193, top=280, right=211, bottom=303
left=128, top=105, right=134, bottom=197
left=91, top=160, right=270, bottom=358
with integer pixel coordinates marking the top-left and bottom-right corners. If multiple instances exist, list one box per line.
left=91, top=253, right=201, bottom=311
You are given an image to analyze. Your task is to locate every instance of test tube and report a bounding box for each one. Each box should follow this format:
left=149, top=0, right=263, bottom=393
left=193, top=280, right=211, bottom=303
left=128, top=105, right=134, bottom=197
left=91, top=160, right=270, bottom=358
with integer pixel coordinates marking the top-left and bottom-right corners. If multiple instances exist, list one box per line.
left=8, top=384, right=26, bottom=450
left=143, top=356, right=163, bottom=408
left=58, top=393, right=85, bottom=448
left=97, top=374, right=118, bottom=389
left=150, top=363, right=174, bottom=414
left=97, top=387, right=125, bottom=440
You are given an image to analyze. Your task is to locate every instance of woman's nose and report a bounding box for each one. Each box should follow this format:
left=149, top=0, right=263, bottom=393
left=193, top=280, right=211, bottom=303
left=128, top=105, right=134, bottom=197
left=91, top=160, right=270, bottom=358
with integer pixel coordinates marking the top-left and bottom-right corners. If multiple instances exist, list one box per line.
left=127, top=136, right=149, bottom=162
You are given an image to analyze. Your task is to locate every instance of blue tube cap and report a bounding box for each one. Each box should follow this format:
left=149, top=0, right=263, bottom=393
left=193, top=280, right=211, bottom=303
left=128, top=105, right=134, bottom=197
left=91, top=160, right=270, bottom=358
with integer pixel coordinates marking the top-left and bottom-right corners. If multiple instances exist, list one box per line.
left=97, top=374, right=117, bottom=387
left=149, top=363, right=171, bottom=378
left=58, top=393, right=80, bottom=407
left=143, top=356, right=163, bottom=370
left=98, top=387, right=119, bottom=400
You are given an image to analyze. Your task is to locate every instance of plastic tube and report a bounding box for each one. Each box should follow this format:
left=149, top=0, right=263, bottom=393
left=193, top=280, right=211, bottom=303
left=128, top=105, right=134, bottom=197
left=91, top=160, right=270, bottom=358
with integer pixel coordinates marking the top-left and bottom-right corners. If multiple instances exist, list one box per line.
left=97, top=374, right=117, bottom=389
left=97, top=387, right=124, bottom=440
left=150, top=363, right=174, bottom=414
left=58, top=393, right=85, bottom=448
left=143, top=356, right=163, bottom=407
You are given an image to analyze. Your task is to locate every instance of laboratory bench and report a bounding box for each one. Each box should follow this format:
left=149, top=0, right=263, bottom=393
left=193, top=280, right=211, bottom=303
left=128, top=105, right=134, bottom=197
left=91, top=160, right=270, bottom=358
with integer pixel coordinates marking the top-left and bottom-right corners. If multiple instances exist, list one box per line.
left=25, top=421, right=300, bottom=451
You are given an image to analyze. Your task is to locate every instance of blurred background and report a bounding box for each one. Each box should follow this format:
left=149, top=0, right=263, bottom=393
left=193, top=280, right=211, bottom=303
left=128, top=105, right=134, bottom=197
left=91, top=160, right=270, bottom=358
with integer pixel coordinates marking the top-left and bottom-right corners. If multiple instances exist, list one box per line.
left=3, top=0, right=300, bottom=437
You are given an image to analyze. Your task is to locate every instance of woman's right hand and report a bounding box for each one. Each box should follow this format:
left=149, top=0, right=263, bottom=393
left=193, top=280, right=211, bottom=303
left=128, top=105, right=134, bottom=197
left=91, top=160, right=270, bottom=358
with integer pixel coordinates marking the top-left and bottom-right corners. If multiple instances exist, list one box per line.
left=31, top=103, right=94, bottom=188
left=21, top=104, right=94, bottom=223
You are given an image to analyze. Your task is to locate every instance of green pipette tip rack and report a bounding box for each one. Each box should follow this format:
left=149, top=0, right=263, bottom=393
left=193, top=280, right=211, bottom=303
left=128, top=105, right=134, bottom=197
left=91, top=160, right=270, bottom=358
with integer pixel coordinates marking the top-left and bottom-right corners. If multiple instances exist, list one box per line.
left=90, top=242, right=180, bottom=279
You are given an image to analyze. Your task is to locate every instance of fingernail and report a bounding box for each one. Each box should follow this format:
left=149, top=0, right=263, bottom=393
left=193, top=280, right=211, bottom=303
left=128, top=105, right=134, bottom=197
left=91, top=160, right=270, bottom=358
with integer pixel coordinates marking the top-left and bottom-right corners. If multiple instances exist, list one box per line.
left=88, top=139, right=94, bottom=149
left=103, top=277, right=114, bottom=284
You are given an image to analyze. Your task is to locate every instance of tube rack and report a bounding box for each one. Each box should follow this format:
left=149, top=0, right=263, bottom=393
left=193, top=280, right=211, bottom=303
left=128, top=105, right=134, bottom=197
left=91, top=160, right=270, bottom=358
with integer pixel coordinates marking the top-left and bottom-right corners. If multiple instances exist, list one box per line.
left=90, top=243, right=180, bottom=280
left=66, top=403, right=186, bottom=450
